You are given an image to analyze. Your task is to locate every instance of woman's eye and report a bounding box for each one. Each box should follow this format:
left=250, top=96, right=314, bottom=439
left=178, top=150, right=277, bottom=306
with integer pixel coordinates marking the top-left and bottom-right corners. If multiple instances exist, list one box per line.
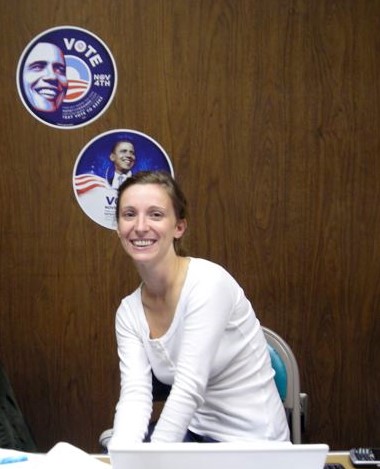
left=150, top=212, right=163, bottom=219
left=122, top=211, right=135, bottom=219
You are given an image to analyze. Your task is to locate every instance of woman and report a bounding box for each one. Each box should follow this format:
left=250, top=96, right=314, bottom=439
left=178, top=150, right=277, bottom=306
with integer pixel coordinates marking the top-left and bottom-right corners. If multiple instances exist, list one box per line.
left=109, top=170, right=289, bottom=445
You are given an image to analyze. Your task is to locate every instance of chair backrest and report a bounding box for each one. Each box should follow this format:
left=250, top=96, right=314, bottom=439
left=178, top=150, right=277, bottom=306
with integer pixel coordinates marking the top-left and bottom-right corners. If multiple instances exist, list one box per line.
left=262, top=327, right=302, bottom=444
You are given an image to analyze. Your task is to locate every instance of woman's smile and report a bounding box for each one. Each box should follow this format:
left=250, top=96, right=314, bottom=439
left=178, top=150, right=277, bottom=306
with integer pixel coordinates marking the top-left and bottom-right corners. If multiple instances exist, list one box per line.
left=130, top=239, right=156, bottom=248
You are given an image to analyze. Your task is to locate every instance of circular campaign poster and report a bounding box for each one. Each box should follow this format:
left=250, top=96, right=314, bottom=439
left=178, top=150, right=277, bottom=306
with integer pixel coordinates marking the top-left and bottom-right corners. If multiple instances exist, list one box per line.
left=16, top=26, right=117, bottom=129
left=73, top=129, right=174, bottom=230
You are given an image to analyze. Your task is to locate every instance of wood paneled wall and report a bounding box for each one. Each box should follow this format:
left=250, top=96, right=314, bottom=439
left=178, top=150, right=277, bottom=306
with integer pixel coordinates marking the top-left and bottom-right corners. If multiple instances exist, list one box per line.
left=0, top=0, right=379, bottom=452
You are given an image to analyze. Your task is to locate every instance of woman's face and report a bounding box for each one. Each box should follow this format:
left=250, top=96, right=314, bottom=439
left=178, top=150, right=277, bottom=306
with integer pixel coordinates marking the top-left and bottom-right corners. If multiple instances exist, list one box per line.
left=117, top=183, right=186, bottom=264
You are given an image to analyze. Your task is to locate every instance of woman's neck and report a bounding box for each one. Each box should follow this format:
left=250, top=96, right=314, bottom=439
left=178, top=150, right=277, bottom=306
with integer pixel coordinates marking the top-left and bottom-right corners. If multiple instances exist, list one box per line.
left=137, top=254, right=188, bottom=299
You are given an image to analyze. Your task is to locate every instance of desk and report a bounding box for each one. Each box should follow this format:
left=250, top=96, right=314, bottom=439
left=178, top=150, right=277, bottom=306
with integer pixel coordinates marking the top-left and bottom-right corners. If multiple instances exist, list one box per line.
left=97, top=452, right=355, bottom=468
left=326, top=452, right=355, bottom=468
left=95, top=455, right=110, bottom=464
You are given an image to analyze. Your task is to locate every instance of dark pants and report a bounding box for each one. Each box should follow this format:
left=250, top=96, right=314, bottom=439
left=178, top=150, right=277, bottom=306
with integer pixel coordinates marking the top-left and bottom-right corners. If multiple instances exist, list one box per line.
left=144, top=422, right=219, bottom=443
left=182, top=429, right=219, bottom=443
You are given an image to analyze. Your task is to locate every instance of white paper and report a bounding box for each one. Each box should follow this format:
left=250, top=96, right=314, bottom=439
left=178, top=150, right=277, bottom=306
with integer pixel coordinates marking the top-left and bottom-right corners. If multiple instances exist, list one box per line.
left=37, top=442, right=109, bottom=469
left=0, top=443, right=109, bottom=469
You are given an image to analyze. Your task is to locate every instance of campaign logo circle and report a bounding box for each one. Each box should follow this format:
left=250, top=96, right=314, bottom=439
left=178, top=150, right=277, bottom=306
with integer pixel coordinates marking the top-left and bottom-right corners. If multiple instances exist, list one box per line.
left=73, top=129, right=174, bottom=230
left=16, top=26, right=117, bottom=129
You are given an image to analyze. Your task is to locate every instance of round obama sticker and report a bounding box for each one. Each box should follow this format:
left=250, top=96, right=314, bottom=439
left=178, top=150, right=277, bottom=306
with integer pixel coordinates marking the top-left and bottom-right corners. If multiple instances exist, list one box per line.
left=16, top=26, right=117, bottom=129
left=73, top=130, right=174, bottom=230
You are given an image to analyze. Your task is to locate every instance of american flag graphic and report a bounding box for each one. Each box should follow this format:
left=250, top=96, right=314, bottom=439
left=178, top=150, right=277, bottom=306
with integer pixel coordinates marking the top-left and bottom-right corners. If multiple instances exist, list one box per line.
left=74, top=174, right=107, bottom=195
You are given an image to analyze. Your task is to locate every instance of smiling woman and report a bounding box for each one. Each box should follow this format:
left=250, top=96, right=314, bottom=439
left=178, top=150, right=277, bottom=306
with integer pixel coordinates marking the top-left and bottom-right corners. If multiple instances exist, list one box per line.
left=116, top=182, right=186, bottom=263
left=116, top=170, right=188, bottom=256
left=109, top=170, right=290, bottom=446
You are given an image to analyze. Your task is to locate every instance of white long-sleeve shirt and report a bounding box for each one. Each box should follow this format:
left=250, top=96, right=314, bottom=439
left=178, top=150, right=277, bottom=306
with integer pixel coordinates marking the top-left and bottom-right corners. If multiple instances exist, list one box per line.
left=110, top=258, right=289, bottom=445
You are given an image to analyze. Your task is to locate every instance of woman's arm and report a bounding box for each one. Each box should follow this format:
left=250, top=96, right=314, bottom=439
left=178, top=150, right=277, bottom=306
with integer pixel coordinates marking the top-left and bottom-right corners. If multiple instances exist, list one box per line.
left=110, top=301, right=153, bottom=445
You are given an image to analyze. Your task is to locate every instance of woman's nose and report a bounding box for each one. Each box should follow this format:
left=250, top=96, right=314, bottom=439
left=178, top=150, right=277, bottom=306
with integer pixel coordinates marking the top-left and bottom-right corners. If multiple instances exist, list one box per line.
left=135, top=216, right=148, bottom=233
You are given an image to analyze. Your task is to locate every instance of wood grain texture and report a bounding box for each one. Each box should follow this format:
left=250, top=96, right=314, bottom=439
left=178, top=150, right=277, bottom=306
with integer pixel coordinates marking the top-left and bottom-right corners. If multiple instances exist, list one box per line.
left=0, top=0, right=379, bottom=452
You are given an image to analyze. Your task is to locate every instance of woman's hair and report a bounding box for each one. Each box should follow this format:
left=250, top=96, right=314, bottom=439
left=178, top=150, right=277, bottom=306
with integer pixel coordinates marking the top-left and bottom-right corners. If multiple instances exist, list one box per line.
left=116, top=170, right=188, bottom=255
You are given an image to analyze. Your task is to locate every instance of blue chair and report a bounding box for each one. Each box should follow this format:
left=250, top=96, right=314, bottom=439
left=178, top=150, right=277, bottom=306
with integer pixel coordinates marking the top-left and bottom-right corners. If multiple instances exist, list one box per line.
left=262, top=326, right=305, bottom=444
left=267, top=343, right=288, bottom=401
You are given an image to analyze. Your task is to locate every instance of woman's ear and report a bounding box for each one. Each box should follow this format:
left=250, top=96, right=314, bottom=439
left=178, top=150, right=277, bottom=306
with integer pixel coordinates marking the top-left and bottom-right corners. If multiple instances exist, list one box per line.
left=175, top=218, right=187, bottom=239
